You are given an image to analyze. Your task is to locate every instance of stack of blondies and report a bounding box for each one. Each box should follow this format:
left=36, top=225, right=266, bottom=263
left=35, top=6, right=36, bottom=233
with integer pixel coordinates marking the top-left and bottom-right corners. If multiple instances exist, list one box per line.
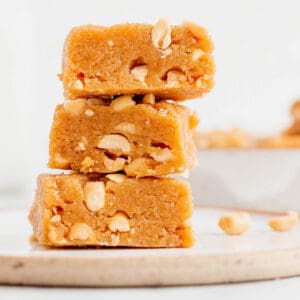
left=29, top=19, right=214, bottom=248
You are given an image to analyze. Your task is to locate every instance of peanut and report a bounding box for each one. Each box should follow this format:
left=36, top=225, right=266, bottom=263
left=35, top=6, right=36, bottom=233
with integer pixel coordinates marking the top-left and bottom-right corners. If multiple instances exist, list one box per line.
left=268, top=211, right=299, bottom=232
left=219, top=212, right=252, bottom=235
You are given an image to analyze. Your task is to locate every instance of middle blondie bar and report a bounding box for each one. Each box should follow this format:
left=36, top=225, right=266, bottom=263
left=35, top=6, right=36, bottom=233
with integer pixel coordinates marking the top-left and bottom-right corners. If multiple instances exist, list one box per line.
left=49, top=95, right=197, bottom=177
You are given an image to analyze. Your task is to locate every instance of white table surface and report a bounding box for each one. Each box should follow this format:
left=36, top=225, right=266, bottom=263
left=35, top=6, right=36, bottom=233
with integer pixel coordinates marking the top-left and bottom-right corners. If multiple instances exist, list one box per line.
left=1, top=277, right=300, bottom=300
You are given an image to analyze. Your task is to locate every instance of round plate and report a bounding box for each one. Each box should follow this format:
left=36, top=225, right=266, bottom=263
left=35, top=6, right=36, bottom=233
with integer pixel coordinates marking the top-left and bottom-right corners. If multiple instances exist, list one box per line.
left=1, top=207, right=300, bottom=287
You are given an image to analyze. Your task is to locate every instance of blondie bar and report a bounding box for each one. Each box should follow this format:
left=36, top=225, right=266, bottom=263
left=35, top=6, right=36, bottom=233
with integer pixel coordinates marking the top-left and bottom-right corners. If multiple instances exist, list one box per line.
left=48, top=96, right=197, bottom=176
left=29, top=173, right=194, bottom=248
left=61, top=20, right=214, bottom=100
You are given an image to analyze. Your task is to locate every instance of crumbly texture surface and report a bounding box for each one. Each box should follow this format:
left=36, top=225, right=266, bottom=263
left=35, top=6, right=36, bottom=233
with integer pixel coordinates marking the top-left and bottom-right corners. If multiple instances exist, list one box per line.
left=48, top=98, right=197, bottom=176
left=29, top=173, right=194, bottom=248
left=62, top=22, right=214, bottom=100
left=194, top=129, right=254, bottom=149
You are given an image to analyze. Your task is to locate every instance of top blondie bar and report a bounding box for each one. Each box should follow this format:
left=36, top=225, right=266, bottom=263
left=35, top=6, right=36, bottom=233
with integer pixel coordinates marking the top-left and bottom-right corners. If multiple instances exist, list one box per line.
left=61, top=19, right=214, bottom=100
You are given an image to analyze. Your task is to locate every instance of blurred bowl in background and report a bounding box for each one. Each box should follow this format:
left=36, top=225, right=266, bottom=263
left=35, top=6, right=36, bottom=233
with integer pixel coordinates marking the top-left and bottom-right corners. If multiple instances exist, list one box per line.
left=190, top=150, right=300, bottom=211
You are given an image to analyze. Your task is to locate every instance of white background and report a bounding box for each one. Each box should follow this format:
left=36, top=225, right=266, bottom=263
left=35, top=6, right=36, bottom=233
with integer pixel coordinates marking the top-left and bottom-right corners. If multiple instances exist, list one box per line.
left=1, top=0, right=300, bottom=202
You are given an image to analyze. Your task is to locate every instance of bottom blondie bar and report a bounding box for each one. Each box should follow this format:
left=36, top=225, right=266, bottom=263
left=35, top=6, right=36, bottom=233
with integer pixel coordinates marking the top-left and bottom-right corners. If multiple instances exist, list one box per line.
left=29, top=173, right=194, bottom=248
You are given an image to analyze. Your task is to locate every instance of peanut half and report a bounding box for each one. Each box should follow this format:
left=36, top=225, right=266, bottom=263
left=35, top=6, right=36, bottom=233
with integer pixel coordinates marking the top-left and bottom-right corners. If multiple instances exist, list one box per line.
left=103, top=155, right=126, bottom=172
left=68, top=223, right=94, bottom=241
left=63, top=99, right=86, bottom=114
left=130, top=66, right=148, bottom=84
left=108, top=212, right=131, bottom=232
left=110, top=95, right=136, bottom=112
left=97, top=134, right=131, bottom=154
left=48, top=229, right=66, bottom=244
left=268, top=211, right=299, bottom=232
left=166, top=70, right=187, bottom=87
left=106, top=174, right=127, bottom=183
left=219, top=212, right=252, bottom=235
left=152, top=18, right=171, bottom=49
left=150, top=148, right=173, bottom=162
left=84, top=181, right=105, bottom=212
left=114, top=122, right=136, bottom=134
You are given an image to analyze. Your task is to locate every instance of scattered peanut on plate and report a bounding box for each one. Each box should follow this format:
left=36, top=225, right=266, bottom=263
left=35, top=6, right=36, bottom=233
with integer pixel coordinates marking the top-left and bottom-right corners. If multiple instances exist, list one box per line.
left=218, top=211, right=252, bottom=235
left=268, top=211, right=299, bottom=232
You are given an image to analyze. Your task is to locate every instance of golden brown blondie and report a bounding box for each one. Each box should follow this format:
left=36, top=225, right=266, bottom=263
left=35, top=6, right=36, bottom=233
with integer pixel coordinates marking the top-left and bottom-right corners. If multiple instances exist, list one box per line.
left=48, top=96, right=197, bottom=177
left=29, top=173, right=194, bottom=248
left=61, top=20, right=214, bottom=100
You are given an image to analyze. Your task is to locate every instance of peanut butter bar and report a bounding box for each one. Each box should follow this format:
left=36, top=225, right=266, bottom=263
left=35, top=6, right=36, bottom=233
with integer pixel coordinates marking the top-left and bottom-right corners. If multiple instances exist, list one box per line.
left=61, top=19, right=214, bottom=100
left=48, top=96, right=197, bottom=177
left=29, top=173, right=194, bottom=248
